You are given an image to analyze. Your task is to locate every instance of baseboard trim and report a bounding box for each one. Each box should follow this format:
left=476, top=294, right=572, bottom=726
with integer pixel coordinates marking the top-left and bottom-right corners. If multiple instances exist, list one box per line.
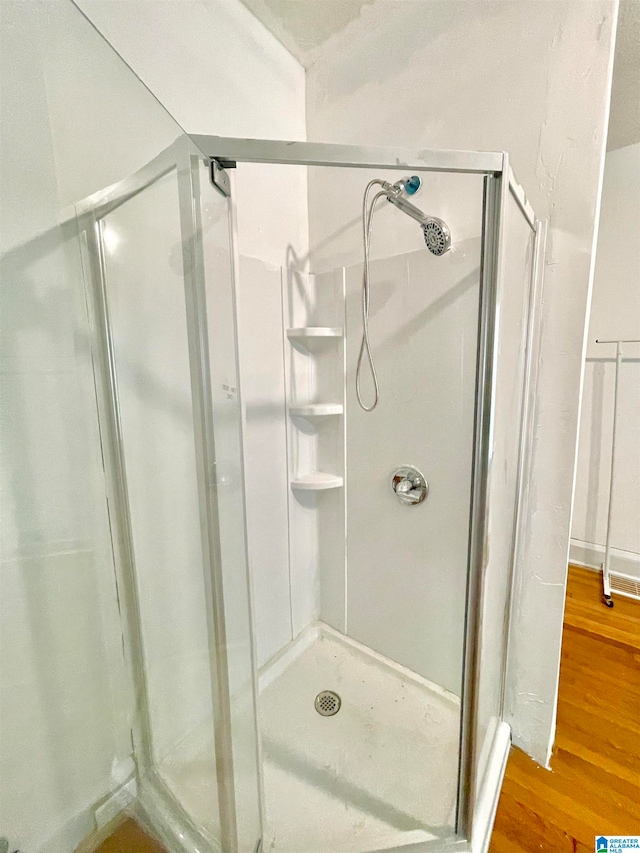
left=569, top=539, right=640, bottom=578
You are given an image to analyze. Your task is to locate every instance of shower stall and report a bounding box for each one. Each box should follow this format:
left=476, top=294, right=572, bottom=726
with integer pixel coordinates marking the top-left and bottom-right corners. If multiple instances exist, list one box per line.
left=78, top=133, right=544, bottom=853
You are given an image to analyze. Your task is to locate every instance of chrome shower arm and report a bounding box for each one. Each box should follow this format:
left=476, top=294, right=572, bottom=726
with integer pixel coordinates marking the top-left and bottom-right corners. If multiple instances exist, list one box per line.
left=386, top=192, right=428, bottom=224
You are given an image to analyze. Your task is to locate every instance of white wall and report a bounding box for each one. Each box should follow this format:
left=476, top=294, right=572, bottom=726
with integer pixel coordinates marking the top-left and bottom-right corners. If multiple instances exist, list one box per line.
left=0, top=2, right=184, bottom=850
left=74, top=0, right=308, bottom=267
left=571, top=142, right=640, bottom=577
left=74, top=0, right=309, bottom=669
left=1, top=0, right=306, bottom=847
left=305, top=0, right=617, bottom=763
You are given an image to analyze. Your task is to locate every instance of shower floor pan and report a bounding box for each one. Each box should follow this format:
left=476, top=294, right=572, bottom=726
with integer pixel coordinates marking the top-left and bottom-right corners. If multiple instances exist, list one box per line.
left=161, top=623, right=461, bottom=853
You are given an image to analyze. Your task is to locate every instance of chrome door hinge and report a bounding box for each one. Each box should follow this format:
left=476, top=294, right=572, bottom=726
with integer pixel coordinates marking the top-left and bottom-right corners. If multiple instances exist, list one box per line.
left=210, top=158, right=236, bottom=197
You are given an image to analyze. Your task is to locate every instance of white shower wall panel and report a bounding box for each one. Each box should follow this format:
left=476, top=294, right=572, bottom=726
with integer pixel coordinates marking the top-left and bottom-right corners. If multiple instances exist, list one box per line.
left=240, top=261, right=345, bottom=669
left=345, top=241, right=482, bottom=695
left=236, top=256, right=292, bottom=667
left=236, top=237, right=482, bottom=697
left=282, top=267, right=346, bottom=638
left=312, top=269, right=347, bottom=633
left=283, top=269, right=321, bottom=638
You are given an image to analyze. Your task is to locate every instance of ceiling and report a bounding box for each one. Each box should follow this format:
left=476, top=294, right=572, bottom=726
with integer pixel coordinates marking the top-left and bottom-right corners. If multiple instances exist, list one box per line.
left=238, top=0, right=640, bottom=150
left=237, top=0, right=375, bottom=68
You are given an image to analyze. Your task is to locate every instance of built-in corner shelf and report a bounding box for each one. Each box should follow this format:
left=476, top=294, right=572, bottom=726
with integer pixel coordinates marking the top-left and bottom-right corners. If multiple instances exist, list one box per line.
left=289, top=403, right=344, bottom=418
left=291, top=472, right=344, bottom=491
left=287, top=327, right=343, bottom=340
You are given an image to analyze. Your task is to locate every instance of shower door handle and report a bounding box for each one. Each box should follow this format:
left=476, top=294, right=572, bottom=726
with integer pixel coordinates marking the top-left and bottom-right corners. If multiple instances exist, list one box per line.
left=390, top=466, right=428, bottom=505
left=396, top=478, right=414, bottom=495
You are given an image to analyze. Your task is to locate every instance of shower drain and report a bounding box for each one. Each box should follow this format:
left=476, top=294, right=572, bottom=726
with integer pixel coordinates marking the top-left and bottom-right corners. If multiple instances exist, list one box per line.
left=315, top=690, right=341, bottom=716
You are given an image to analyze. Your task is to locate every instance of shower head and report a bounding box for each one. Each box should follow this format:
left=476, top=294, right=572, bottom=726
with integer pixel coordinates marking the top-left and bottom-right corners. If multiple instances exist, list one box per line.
left=384, top=185, right=451, bottom=256
left=421, top=217, right=451, bottom=256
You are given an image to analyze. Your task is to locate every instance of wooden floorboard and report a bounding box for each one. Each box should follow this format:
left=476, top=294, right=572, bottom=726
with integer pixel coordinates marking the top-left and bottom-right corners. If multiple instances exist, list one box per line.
left=490, top=564, right=640, bottom=851
left=564, top=564, right=640, bottom=651
left=92, top=818, right=166, bottom=853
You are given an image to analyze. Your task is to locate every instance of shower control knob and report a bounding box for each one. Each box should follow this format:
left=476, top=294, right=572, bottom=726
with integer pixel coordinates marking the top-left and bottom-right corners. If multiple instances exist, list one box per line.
left=389, top=466, right=428, bottom=505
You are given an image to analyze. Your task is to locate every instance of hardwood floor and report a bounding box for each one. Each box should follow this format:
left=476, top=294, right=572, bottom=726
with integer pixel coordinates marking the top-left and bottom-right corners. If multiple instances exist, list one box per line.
left=490, top=564, right=640, bottom=852
left=564, top=564, right=640, bottom=652
left=93, top=818, right=166, bottom=853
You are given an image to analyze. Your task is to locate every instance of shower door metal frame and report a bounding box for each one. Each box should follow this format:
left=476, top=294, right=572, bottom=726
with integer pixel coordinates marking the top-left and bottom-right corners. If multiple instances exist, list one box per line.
left=77, top=135, right=252, bottom=853
left=457, top=162, right=545, bottom=845
left=188, top=134, right=544, bottom=851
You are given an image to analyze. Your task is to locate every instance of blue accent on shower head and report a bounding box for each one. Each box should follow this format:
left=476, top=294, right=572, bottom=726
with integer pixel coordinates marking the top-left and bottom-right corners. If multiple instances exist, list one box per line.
left=405, top=175, right=421, bottom=195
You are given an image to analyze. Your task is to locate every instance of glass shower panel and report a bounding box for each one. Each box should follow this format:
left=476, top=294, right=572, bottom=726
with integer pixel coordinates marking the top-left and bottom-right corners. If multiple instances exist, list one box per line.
left=101, top=167, right=223, bottom=842
left=0, top=3, right=186, bottom=849
left=474, top=187, right=535, bottom=788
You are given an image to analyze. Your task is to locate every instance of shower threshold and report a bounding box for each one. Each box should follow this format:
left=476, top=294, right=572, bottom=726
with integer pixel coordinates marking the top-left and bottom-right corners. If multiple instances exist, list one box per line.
left=159, top=624, right=461, bottom=853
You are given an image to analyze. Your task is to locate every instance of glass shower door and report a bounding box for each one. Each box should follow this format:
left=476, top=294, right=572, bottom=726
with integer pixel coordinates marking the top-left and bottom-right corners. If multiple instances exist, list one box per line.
left=82, top=140, right=261, bottom=853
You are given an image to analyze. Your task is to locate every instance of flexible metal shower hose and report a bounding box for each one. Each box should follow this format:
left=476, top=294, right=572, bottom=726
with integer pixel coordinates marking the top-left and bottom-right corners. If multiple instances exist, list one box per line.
left=356, top=180, right=388, bottom=412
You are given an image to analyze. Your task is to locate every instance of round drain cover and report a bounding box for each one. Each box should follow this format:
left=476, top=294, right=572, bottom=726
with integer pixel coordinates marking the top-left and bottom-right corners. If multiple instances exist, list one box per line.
left=315, top=690, right=341, bottom=716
